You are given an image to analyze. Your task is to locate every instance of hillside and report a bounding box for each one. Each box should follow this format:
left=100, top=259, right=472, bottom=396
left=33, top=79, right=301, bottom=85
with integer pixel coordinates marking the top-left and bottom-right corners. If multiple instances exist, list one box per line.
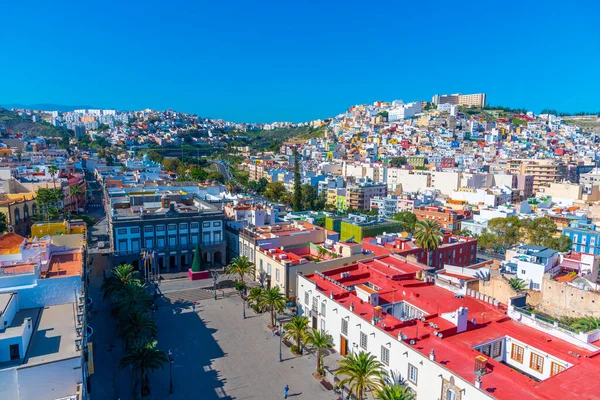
left=0, top=108, right=70, bottom=137
left=243, top=125, right=326, bottom=150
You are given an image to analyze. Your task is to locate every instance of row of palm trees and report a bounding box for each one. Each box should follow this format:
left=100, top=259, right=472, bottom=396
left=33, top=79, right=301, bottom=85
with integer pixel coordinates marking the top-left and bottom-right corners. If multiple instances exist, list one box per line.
left=101, top=264, right=168, bottom=397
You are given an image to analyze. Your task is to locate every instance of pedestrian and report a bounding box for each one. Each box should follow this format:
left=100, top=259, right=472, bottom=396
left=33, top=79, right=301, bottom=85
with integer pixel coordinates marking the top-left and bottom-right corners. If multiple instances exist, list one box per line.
left=193, top=301, right=196, bottom=312
left=284, top=384, right=289, bottom=399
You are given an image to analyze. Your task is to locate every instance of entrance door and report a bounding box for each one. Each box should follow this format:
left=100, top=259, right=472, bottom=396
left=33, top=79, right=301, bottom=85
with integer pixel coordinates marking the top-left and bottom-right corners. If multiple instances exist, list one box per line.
left=9, top=344, right=19, bottom=360
left=312, top=315, right=317, bottom=329
left=340, top=336, right=348, bottom=357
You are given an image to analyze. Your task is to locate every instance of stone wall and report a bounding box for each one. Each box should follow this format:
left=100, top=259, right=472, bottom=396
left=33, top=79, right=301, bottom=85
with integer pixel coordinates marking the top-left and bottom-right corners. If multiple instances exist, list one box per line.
left=534, top=276, right=600, bottom=318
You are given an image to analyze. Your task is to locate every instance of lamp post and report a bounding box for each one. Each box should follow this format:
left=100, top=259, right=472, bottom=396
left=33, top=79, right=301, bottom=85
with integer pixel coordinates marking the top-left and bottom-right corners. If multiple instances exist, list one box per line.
left=213, top=271, right=217, bottom=300
left=168, top=349, right=174, bottom=394
left=279, top=320, right=283, bottom=362
left=242, top=296, right=246, bottom=319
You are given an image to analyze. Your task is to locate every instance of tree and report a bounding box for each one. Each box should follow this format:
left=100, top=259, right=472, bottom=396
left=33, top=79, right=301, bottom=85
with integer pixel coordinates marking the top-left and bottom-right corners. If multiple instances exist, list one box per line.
left=392, top=212, right=417, bottom=233
left=455, top=229, right=473, bottom=238
left=117, top=308, right=157, bottom=348
left=413, top=219, right=443, bottom=267
left=69, top=185, right=83, bottom=213
left=292, top=148, right=302, bottom=212
left=112, top=281, right=153, bottom=320
left=335, top=351, right=386, bottom=400
left=525, top=217, right=557, bottom=246
left=247, top=287, right=263, bottom=310
left=477, top=229, right=498, bottom=253
left=36, top=187, right=65, bottom=220
left=0, top=212, right=7, bottom=234
left=389, top=156, right=407, bottom=168
left=190, top=243, right=205, bottom=272
left=543, top=235, right=572, bottom=252
left=258, top=287, right=287, bottom=327
left=304, top=328, right=333, bottom=376
left=147, top=151, right=164, bottom=164
left=488, top=216, right=523, bottom=250
left=508, top=278, right=528, bottom=292
left=226, top=256, right=255, bottom=285
left=118, top=340, right=168, bottom=397
left=572, top=316, right=600, bottom=332
left=162, top=157, right=180, bottom=172
left=264, top=182, right=288, bottom=202
left=376, top=384, right=415, bottom=400
left=284, top=316, right=310, bottom=354
left=47, top=165, right=59, bottom=189
left=101, top=264, right=140, bottom=300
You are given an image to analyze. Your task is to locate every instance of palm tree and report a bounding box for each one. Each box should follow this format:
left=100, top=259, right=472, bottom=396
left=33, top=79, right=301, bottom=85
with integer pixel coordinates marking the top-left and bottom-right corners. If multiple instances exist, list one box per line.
left=413, top=219, right=443, bottom=267
left=376, top=384, right=415, bottom=400
left=258, top=286, right=287, bottom=327
left=226, top=256, right=255, bottom=285
left=508, top=277, right=528, bottom=293
left=118, top=340, right=168, bottom=397
left=317, top=246, right=328, bottom=260
left=48, top=165, right=59, bottom=189
left=572, top=316, right=600, bottom=332
left=69, top=185, right=83, bottom=214
left=112, top=281, right=153, bottom=319
left=246, top=287, right=263, bottom=309
left=304, top=328, right=333, bottom=376
left=283, top=316, right=309, bottom=354
left=335, top=351, right=386, bottom=400
left=117, top=308, right=157, bottom=347
left=101, top=264, right=140, bottom=300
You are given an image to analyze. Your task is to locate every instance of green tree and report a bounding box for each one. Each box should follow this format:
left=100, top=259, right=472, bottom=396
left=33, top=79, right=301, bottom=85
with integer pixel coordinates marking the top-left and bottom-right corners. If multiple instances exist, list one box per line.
left=264, top=182, right=288, bottom=202
left=572, top=316, right=600, bottom=332
left=47, top=165, right=59, bottom=189
left=389, top=156, right=407, bottom=167
left=162, top=157, right=180, bottom=172
left=392, top=211, right=418, bottom=232
left=304, top=328, right=333, bottom=376
left=101, top=264, right=141, bottom=300
left=283, top=316, right=310, bottom=354
left=477, top=229, right=498, bottom=253
left=147, top=151, right=164, bottom=163
left=226, top=256, right=255, bottom=285
left=293, top=148, right=302, bottom=212
left=118, top=340, right=168, bottom=397
left=258, top=287, right=287, bottom=327
left=69, top=185, right=83, bottom=214
left=117, top=308, right=157, bottom=348
left=508, top=278, right=528, bottom=292
left=247, top=287, right=263, bottom=309
left=543, top=235, right=572, bottom=252
left=413, top=219, right=443, bottom=267
left=0, top=212, right=7, bottom=234
left=487, top=216, right=523, bottom=250
left=36, top=188, right=65, bottom=220
left=190, top=243, right=204, bottom=272
left=301, top=184, right=318, bottom=210
left=335, top=351, right=386, bottom=400
left=525, top=217, right=557, bottom=246
left=376, top=384, right=415, bottom=400
left=112, top=281, right=153, bottom=320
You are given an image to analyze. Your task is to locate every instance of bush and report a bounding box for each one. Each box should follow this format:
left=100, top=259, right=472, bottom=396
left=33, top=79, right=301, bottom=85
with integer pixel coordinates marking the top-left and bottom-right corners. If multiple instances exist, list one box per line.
left=290, top=345, right=299, bottom=355
left=235, top=281, right=247, bottom=293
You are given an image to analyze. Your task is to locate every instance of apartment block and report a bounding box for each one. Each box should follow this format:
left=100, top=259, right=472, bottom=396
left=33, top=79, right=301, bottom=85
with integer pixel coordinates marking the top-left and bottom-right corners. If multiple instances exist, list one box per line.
left=346, top=180, right=387, bottom=210
left=432, top=93, right=487, bottom=108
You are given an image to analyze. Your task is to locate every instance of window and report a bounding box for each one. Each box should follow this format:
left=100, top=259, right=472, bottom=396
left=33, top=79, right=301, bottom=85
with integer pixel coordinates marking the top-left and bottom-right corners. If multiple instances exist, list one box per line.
left=179, top=223, right=188, bottom=230
left=213, top=221, right=221, bottom=227
left=446, top=389, right=457, bottom=400
left=157, top=238, right=165, bottom=247
left=510, top=343, right=524, bottom=364
left=407, top=363, right=418, bottom=384
left=180, top=236, right=188, bottom=245
left=275, top=269, right=280, bottom=282
left=360, top=332, right=367, bottom=350
left=480, top=344, right=491, bottom=357
left=341, top=319, right=348, bottom=335
left=321, top=301, right=326, bottom=317
left=551, top=362, right=565, bottom=376
left=168, top=224, right=177, bottom=231
left=267, top=263, right=272, bottom=275
left=381, top=345, right=390, bottom=366
left=191, top=235, right=198, bottom=244
left=521, top=270, right=526, bottom=275
left=118, top=228, right=127, bottom=235
left=130, top=228, right=140, bottom=234
left=144, top=226, right=153, bottom=233
left=169, top=237, right=176, bottom=247
left=305, top=292, right=309, bottom=305
left=492, top=341, right=502, bottom=358
left=530, top=352, right=544, bottom=373
left=190, top=222, right=199, bottom=229
left=9, top=344, right=19, bottom=360
left=532, top=282, right=540, bottom=290
left=203, top=222, right=210, bottom=228
left=321, top=319, right=326, bottom=332
left=156, top=225, right=165, bottom=232
left=203, top=233, right=211, bottom=244
left=145, top=239, right=153, bottom=248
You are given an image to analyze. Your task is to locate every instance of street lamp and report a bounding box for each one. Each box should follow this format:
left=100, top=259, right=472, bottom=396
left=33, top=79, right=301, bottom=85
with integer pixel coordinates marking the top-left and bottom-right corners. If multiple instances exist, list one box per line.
left=213, top=271, right=218, bottom=300
left=168, top=349, right=174, bottom=394
left=242, top=296, right=246, bottom=319
left=279, top=320, right=283, bottom=362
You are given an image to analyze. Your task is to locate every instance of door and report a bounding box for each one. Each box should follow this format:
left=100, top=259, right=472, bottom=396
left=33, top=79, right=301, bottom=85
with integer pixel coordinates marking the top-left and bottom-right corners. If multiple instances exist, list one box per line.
left=340, top=336, right=348, bottom=357
left=9, top=344, right=19, bottom=360
left=312, top=315, right=317, bottom=329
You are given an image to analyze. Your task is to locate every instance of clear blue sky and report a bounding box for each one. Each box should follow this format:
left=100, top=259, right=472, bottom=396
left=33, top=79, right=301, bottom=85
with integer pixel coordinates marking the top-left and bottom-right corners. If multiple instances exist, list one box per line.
left=1, top=0, right=598, bottom=123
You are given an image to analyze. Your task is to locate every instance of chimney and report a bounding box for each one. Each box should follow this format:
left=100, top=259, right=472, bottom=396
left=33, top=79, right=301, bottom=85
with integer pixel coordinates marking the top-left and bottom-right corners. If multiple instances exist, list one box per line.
left=430, top=348, right=436, bottom=361
left=169, top=201, right=176, bottom=212
left=161, top=195, right=170, bottom=208
left=330, top=291, right=334, bottom=299
left=475, top=376, right=482, bottom=389
left=456, top=306, right=469, bottom=333
left=350, top=302, right=354, bottom=312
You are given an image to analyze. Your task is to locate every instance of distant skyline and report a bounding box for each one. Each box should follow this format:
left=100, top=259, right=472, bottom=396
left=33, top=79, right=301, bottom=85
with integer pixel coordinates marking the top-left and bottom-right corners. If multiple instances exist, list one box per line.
left=1, top=1, right=599, bottom=123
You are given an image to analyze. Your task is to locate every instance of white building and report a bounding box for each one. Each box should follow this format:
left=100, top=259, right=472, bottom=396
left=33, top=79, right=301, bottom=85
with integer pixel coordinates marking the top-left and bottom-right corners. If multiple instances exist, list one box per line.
left=503, top=245, right=560, bottom=290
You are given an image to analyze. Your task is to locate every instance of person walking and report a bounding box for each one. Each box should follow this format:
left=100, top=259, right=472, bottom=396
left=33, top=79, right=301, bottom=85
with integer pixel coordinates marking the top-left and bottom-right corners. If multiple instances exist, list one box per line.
left=284, top=384, right=289, bottom=399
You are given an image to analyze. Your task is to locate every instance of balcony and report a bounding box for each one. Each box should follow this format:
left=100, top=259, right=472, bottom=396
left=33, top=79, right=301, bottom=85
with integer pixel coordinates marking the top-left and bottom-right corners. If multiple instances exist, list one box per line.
left=114, top=241, right=226, bottom=257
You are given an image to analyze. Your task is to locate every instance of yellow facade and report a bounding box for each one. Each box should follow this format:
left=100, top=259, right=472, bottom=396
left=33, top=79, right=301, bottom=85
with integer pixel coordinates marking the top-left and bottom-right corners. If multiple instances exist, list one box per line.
left=31, top=220, right=86, bottom=238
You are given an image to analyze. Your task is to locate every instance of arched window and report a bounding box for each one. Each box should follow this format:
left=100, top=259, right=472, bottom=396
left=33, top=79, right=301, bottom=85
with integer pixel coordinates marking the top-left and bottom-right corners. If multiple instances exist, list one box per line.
left=23, top=204, right=29, bottom=219
left=32, top=204, right=37, bottom=215
left=14, top=208, right=20, bottom=223
left=446, top=389, right=457, bottom=400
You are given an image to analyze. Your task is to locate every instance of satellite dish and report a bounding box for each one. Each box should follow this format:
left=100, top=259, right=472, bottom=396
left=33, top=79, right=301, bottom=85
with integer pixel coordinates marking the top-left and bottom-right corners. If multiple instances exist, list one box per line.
left=434, top=331, right=439, bottom=336
left=438, top=333, right=443, bottom=338
left=410, top=340, right=416, bottom=345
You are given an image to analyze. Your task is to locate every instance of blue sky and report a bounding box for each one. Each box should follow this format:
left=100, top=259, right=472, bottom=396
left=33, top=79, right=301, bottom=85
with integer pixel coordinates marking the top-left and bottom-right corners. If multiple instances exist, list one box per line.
left=1, top=0, right=598, bottom=122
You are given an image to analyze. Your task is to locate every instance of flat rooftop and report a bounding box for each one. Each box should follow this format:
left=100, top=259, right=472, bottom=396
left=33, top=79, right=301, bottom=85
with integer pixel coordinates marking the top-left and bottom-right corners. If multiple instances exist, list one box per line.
left=46, top=252, right=83, bottom=278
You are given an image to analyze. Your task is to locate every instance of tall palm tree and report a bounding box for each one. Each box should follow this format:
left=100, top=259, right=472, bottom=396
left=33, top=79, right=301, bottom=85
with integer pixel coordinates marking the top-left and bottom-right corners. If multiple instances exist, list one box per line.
left=413, top=219, right=443, bottom=267
left=118, top=340, right=168, bottom=397
left=226, top=256, right=255, bottom=285
left=572, top=316, right=600, bottom=332
left=335, top=351, right=386, bottom=400
left=508, top=277, right=528, bottom=293
left=258, top=286, right=287, bottom=327
left=246, top=287, right=263, bottom=309
left=112, top=281, right=153, bottom=319
left=117, top=308, right=157, bottom=347
left=48, top=165, right=59, bottom=189
left=101, top=264, right=140, bottom=300
left=69, top=185, right=83, bottom=214
left=304, top=328, right=333, bottom=375
left=376, top=384, right=415, bottom=400
left=283, top=316, right=309, bottom=354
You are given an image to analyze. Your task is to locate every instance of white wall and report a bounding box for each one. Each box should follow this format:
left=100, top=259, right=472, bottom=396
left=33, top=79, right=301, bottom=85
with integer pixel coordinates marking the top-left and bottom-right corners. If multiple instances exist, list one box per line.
left=0, top=368, right=19, bottom=399
left=14, top=276, right=81, bottom=309
left=18, top=357, right=82, bottom=400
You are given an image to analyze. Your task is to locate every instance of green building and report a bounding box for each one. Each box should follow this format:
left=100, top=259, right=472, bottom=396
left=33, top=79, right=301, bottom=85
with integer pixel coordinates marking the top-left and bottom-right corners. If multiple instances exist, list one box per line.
left=339, top=214, right=404, bottom=242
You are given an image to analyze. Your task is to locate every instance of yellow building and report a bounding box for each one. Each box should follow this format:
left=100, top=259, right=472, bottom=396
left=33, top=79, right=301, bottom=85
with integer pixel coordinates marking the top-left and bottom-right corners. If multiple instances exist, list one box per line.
left=31, top=220, right=87, bottom=238
left=0, top=193, right=37, bottom=237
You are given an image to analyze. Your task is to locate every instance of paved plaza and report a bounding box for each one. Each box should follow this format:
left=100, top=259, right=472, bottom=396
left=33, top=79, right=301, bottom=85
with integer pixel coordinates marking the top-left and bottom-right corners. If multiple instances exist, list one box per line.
left=146, top=289, right=340, bottom=400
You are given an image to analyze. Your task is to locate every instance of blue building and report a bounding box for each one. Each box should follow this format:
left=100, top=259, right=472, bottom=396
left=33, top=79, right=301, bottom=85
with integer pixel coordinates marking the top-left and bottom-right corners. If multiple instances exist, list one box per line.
left=563, top=220, right=600, bottom=255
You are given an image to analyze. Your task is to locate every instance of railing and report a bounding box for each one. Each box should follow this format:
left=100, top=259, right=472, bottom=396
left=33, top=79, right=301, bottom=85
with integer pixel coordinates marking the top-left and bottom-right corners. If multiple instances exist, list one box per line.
left=114, top=241, right=226, bottom=257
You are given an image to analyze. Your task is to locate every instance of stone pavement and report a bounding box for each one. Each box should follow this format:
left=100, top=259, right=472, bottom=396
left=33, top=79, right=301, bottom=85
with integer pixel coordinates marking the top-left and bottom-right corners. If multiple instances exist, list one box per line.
left=147, top=291, right=342, bottom=400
